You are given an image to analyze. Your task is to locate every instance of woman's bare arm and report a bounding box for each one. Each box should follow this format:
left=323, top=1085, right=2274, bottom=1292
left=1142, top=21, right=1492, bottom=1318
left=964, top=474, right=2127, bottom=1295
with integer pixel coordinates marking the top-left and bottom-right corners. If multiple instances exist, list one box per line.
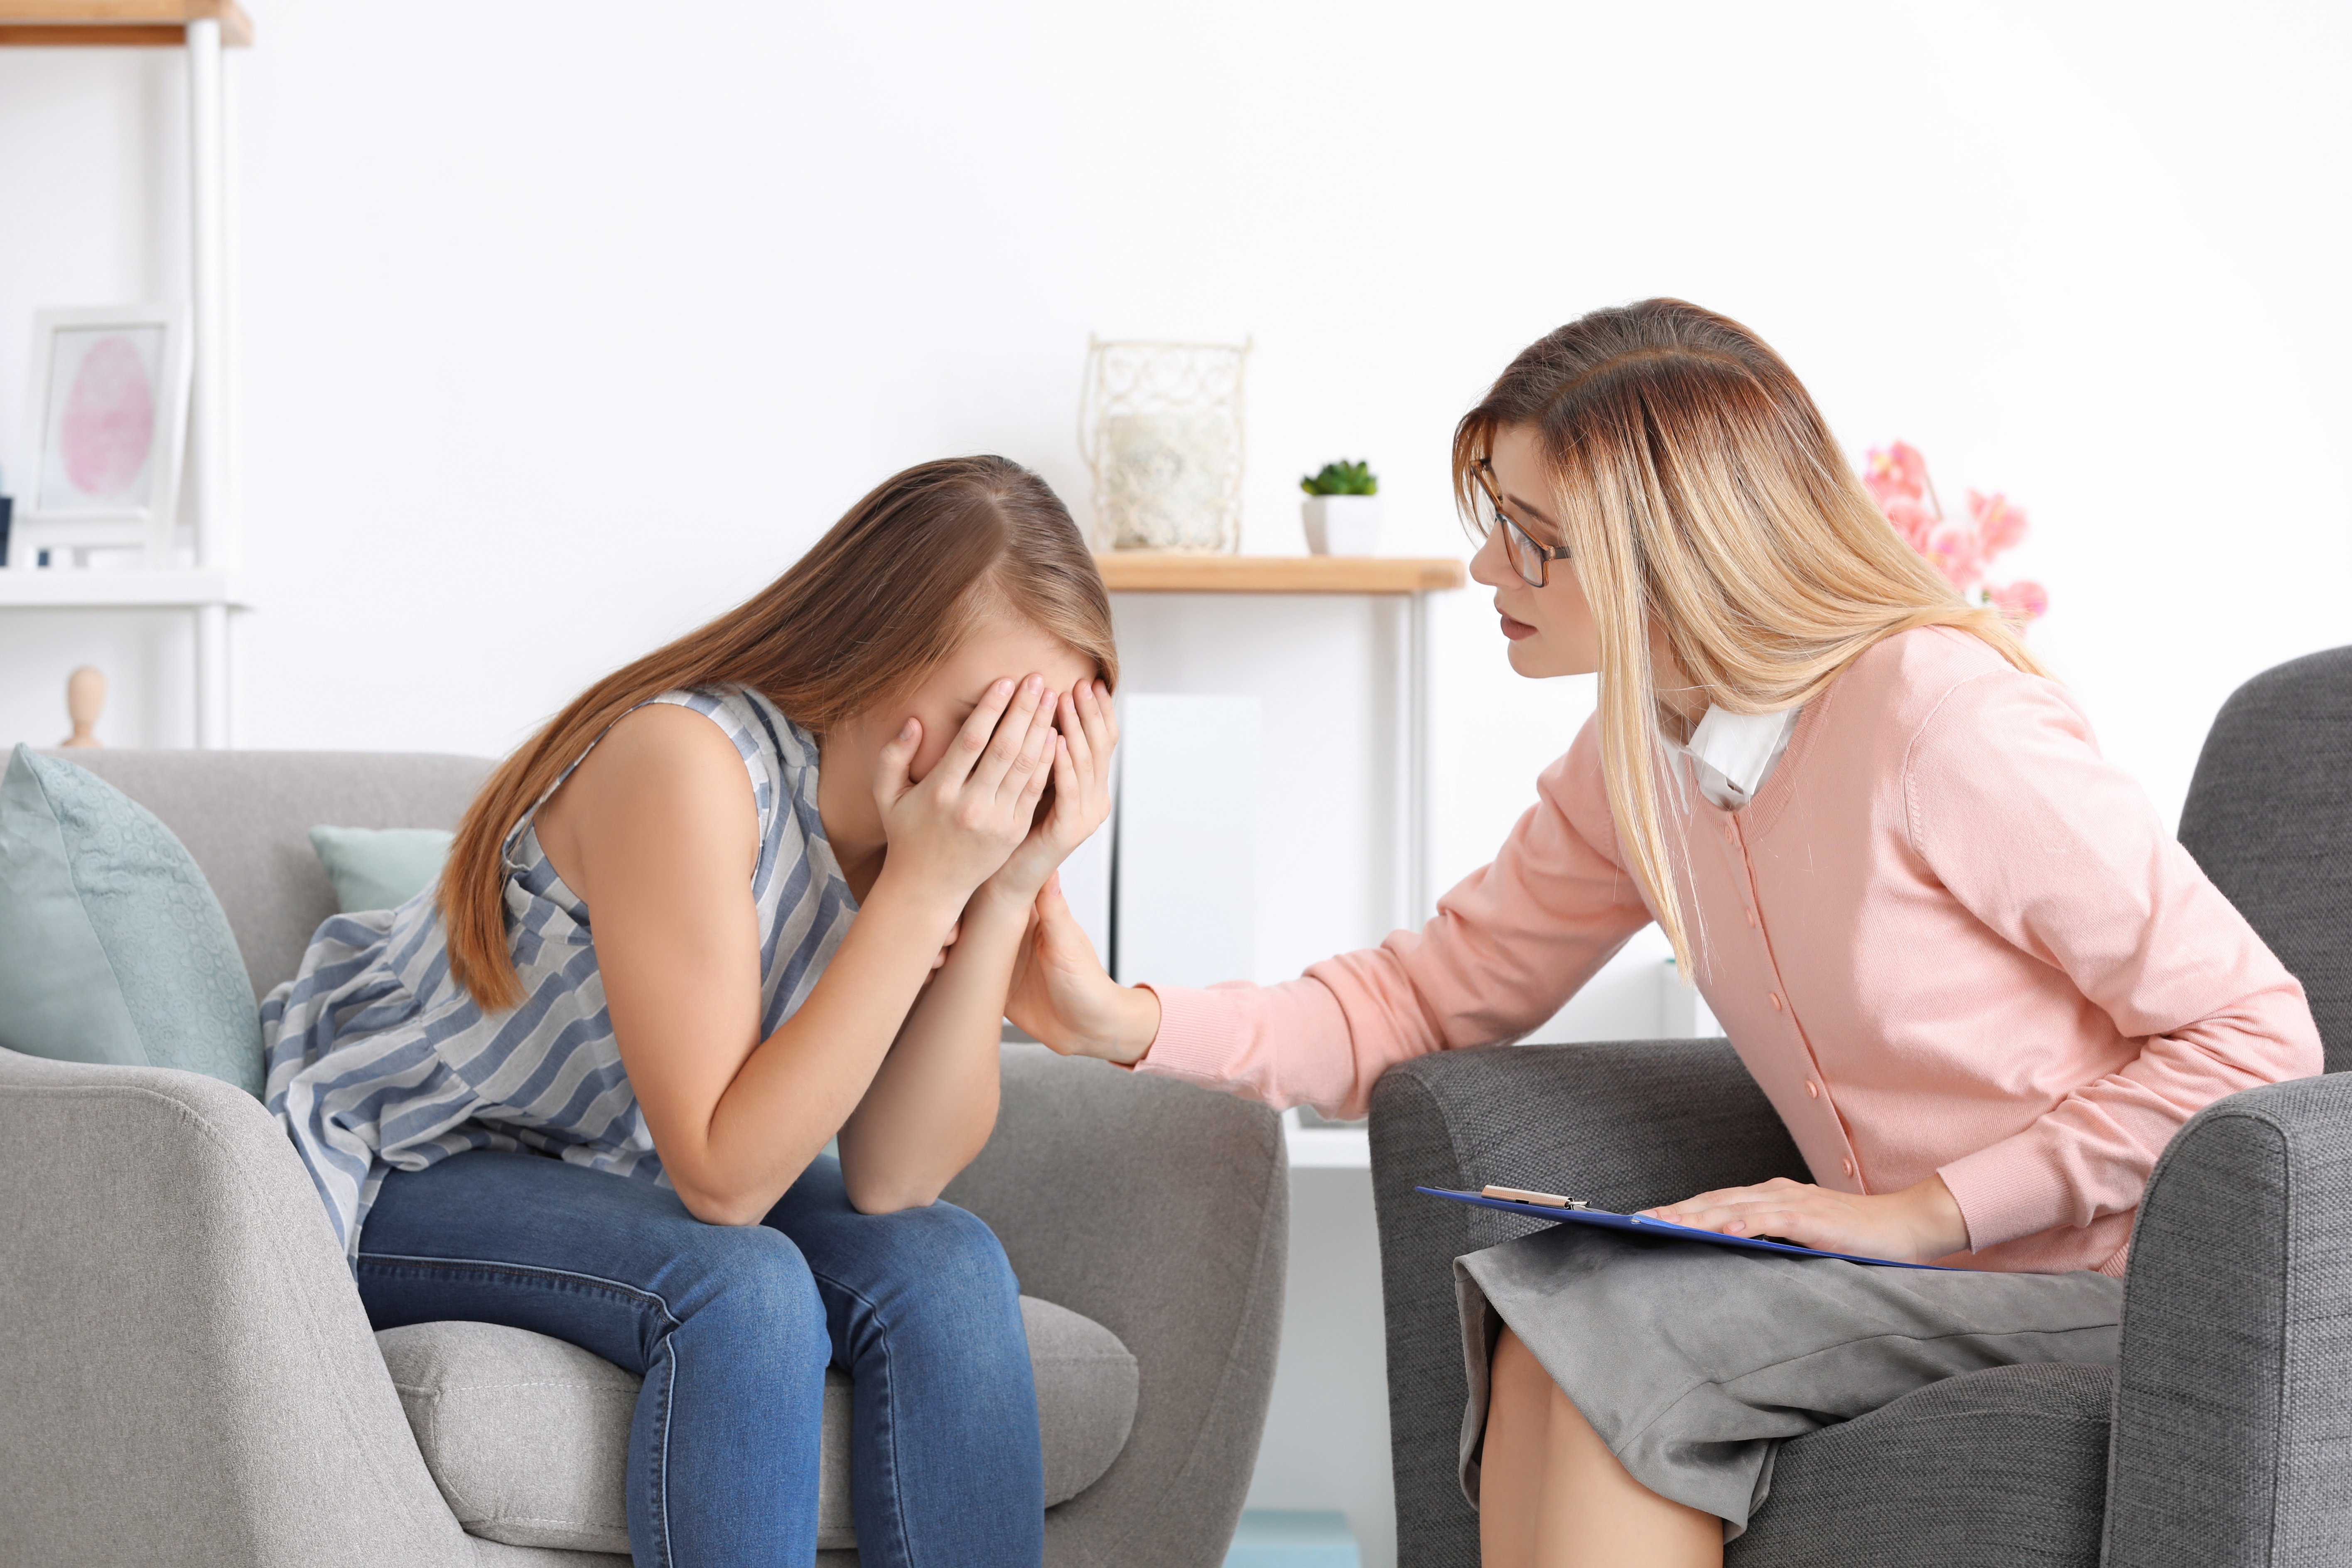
left=838, top=681, right=1117, bottom=1210
left=540, top=680, right=1054, bottom=1225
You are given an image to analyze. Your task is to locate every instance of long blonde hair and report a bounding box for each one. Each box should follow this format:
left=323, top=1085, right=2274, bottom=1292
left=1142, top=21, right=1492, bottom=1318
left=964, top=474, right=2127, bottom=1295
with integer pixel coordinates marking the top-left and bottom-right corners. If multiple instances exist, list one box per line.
left=440, top=455, right=1116, bottom=1012
left=1452, top=299, right=2046, bottom=974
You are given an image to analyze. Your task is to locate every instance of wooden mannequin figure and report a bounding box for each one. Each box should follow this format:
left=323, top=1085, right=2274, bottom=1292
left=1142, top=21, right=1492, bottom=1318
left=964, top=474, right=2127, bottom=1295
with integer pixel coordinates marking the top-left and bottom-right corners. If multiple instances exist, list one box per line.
left=61, top=666, right=106, bottom=748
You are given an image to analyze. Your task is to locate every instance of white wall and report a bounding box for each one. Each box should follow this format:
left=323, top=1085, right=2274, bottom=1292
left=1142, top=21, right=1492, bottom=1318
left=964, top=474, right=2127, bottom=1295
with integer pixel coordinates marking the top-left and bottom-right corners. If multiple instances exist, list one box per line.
left=3, top=7, right=2346, bottom=1561
left=5, top=3, right=2345, bottom=1017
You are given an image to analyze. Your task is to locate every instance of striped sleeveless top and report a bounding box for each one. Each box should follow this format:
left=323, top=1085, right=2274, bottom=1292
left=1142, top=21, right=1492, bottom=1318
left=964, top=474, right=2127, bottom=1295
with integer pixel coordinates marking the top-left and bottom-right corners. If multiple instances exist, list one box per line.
left=260, top=687, right=859, bottom=1260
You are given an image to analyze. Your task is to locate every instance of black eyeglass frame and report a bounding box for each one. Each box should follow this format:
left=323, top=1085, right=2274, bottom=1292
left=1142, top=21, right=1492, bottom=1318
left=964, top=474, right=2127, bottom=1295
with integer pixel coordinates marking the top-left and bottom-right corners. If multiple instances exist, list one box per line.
left=1473, top=460, right=1574, bottom=588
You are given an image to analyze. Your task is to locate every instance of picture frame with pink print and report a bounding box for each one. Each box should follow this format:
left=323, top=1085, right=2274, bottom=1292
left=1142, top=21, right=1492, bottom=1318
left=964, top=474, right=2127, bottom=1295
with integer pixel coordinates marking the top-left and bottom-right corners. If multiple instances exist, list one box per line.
left=12, top=304, right=191, bottom=569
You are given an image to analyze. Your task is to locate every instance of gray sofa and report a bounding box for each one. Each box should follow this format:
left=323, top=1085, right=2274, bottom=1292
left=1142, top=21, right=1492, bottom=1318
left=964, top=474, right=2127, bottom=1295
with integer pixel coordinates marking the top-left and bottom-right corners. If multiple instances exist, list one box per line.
left=0, top=750, right=1289, bottom=1568
left=1370, top=645, right=2352, bottom=1567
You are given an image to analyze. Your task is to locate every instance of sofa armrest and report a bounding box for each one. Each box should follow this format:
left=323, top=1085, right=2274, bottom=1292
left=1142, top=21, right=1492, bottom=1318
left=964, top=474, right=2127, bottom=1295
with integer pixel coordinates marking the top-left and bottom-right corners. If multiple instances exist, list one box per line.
left=1367, top=1040, right=1807, bottom=1568
left=944, top=1044, right=1288, bottom=1568
left=0, top=1048, right=471, bottom=1568
left=2105, top=1074, right=2352, bottom=1566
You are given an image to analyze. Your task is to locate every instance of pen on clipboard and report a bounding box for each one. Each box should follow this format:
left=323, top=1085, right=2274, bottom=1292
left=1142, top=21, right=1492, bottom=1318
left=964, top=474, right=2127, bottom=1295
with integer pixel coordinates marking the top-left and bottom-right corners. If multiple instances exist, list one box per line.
left=1480, top=1185, right=1590, bottom=1210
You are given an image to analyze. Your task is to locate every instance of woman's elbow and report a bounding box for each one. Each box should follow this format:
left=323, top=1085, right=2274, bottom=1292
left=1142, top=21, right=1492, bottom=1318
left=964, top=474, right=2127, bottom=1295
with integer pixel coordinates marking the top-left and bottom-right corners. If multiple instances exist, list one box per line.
left=841, top=1173, right=943, bottom=1215
left=675, top=1180, right=772, bottom=1229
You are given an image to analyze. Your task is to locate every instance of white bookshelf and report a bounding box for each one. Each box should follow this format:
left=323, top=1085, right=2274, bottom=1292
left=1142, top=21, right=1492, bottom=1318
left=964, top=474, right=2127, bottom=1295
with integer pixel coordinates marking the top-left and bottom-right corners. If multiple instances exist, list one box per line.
left=1, top=3, right=251, bottom=746
left=0, top=568, right=241, bottom=609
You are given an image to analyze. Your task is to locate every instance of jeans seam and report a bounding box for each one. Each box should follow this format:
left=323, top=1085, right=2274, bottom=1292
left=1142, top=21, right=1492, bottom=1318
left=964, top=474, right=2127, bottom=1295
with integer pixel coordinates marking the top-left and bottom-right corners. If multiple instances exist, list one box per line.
left=356, top=1250, right=684, bottom=1568
left=812, top=1270, right=910, bottom=1568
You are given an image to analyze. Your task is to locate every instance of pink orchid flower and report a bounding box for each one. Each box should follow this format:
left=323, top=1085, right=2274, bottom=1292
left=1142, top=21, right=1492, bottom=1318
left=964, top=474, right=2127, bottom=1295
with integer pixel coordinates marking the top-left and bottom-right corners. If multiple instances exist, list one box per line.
left=1863, top=442, right=1929, bottom=505
left=1968, top=489, right=2029, bottom=562
left=1881, top=495, right=1937, bottom=552
left=1987, top=580, right=2048, bottom=626
left=1927, top=524, right=1984, bottom=593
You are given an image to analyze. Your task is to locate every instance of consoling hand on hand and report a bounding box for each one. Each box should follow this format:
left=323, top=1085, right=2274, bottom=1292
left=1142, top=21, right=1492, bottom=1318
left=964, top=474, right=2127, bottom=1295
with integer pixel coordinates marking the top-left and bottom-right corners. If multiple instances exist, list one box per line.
left=1642, top=1173, right=1971, bottom=1265
left=1005, top=873, right=1160, bottom=1065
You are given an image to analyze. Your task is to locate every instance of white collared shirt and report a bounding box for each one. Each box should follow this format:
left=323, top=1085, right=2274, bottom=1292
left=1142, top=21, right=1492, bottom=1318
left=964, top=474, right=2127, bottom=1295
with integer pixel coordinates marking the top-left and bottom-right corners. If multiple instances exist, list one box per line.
left=1682, top=704, right=1803, bottom=810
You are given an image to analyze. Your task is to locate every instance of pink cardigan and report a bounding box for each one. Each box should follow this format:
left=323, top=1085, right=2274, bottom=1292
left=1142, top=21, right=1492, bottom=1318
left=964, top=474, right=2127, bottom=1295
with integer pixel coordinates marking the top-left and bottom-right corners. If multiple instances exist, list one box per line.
left=1137, top=628, right=2321, bottom=1276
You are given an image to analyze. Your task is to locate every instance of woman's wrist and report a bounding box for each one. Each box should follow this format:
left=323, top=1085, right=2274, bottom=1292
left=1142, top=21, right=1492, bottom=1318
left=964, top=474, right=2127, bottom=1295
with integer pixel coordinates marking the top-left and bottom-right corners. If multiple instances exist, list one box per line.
left=867, top=859, right=978, bottom=937
left=1099, top=982, right=1161, bottom=1065
left=1903, top=1175, right=1970, bottom=1260
left=969, top=872, right=1045, bottom=926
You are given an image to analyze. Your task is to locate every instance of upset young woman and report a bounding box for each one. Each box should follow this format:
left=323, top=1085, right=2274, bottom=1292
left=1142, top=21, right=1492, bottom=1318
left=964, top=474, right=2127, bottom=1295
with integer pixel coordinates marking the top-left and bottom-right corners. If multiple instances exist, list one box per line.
left=1006, top=301, right=2320, bottom=1567
left=263, top=456, right=1118, bottom=1568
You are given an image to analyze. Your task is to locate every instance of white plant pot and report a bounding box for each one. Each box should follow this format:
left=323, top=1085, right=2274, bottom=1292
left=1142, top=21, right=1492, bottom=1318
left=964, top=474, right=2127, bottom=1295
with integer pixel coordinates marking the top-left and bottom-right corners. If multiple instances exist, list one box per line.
left=1302, top=494, right=1382, bottom=557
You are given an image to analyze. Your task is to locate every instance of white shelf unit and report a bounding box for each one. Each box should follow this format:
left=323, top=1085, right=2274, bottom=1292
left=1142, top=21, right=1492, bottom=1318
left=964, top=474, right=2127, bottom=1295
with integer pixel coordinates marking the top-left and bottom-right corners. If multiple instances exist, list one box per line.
left=1, top=3, right=252, bottom=746
left=0, top=568, right=238, bottom=609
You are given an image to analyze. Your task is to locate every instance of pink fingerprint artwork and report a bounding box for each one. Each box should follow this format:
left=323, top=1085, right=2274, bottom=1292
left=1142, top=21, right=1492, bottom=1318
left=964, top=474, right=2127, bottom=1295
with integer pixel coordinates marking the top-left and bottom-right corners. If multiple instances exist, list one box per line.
left=59, top=334, right=155, bottom=501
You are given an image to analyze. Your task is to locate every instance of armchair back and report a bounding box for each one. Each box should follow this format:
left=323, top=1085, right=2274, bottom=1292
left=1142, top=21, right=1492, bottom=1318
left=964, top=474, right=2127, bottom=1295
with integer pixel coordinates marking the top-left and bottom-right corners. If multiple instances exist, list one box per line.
left=2178, top=644, right=2352, bottom=1069
left=54, top=749, right=489, bottom=997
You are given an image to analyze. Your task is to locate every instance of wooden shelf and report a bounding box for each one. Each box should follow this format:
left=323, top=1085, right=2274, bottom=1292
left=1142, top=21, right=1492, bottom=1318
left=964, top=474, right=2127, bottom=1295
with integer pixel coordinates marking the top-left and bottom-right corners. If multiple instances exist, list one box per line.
left=0, top=0, right=252, bottom=46
left=1095, top=553, right=1467, bottom=595
left=0, top=567, right=244, bottom=608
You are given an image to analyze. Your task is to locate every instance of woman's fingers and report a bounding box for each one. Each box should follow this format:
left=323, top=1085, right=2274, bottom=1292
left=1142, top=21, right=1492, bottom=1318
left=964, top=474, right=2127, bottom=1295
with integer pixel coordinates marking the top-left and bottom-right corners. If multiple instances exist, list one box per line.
left=1075, top=681, right=1115, bottom=783
left=1045, top=732, right=1079, bottom=824
left=972, top=675, right=1048, bottom=797
left=1645, top=1178, right=1809, bottom=1230
left=1091, top=681, right=1118, bottom=761
left=940, top=679, right=1018, bottom=792
left=872, top=717, right=921, bottom=805
left=1013, top=719, right=1058, bottom=810
left=1057, top=690, right=1093, bottom=780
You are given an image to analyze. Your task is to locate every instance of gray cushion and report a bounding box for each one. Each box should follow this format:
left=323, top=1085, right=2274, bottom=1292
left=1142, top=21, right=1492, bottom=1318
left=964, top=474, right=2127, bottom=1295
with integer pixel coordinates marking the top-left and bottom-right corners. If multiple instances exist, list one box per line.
left=377, top=1296, right=1138, bottom=1553
left=0, top=745, right=263, bottom=1095
left=1728, top=1362, right=2112, bottom=1566
left=52, top=749, right=489, bottom=996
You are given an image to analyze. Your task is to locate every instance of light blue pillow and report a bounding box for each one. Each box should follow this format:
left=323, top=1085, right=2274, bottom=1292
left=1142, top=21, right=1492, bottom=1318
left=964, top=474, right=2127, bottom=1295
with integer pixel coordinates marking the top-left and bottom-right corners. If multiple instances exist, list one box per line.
left=307, top=825, right=454, bottom=913
left=0, top=744, right=263, bottom=1096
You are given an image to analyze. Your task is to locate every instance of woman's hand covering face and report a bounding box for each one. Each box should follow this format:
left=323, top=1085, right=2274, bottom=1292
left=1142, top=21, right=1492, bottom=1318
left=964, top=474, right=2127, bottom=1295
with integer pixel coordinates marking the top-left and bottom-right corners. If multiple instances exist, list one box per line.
left=985, top=679, right=1117, bottom=906
left=869, top=673, right=1061, bottom=903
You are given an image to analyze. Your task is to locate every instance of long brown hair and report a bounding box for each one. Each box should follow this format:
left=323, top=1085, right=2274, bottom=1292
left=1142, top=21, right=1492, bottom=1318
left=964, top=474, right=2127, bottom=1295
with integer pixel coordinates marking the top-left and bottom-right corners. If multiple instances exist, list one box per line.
left=1452, top=299, right=2046, bottom=974
left=439, top=455, right=1116, bottom=1011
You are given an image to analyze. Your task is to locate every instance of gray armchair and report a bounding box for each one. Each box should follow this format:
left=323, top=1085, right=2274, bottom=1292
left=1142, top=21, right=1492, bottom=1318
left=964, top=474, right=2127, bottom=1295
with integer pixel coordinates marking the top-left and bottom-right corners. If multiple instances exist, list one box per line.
left=1369, top=646, right=2352, bottom=1567
left=0, top=750, right=1289, bottom=1568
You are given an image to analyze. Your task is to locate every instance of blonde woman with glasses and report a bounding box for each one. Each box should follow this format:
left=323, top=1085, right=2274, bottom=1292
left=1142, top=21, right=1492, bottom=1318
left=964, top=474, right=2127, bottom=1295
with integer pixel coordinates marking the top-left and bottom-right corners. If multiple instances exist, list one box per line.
left=1005, top=300, right=2321, bottom=1566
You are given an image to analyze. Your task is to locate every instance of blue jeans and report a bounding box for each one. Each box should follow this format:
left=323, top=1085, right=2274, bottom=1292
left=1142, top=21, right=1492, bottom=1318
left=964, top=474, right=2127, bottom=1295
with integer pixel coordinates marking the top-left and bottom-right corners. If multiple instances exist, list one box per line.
left=356, top=1149, right=1045, bottom=1568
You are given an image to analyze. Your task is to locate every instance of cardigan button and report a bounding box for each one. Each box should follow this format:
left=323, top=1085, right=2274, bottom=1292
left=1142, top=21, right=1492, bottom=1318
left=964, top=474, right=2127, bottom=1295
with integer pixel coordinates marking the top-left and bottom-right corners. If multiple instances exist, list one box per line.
left=1805, top=1080, right=1819, bottom=1099
left=1768, top=992, right=1783, bottom=1011
left=1841, top=1158, right=1854, bottom=1178
left=1747, top=910, right=1758, bottom=928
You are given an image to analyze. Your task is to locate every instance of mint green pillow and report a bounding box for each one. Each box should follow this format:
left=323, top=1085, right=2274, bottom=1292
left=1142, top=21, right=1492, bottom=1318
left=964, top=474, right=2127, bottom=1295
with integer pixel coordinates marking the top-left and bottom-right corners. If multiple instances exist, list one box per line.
left=0, top=744, right=262, bottom=1096
left=307, top=825, right=454, bottom=913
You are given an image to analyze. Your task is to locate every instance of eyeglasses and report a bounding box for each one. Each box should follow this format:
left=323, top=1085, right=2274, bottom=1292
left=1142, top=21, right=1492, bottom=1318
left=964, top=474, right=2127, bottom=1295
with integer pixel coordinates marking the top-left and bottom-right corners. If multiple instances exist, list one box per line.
left=1473, top=461, right=1574, bottom=588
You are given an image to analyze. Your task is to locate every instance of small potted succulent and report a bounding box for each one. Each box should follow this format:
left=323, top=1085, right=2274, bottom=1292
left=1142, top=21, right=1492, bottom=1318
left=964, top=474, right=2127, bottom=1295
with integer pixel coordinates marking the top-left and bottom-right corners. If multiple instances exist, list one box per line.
left=1299, top=459, right=1381, bottom=556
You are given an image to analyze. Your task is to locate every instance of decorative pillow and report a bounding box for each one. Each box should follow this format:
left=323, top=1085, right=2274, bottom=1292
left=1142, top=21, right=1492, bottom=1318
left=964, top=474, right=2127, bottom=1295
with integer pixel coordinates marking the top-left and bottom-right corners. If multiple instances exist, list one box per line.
left=307, top=825, right=454, bottom=913
left=0, top=744, right=262, bottom=1096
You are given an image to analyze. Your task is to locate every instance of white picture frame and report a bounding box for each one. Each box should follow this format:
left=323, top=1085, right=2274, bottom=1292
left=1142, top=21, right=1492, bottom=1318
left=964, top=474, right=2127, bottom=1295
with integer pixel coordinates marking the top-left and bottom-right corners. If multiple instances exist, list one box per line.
left=12, top=304, right=192, bottom=569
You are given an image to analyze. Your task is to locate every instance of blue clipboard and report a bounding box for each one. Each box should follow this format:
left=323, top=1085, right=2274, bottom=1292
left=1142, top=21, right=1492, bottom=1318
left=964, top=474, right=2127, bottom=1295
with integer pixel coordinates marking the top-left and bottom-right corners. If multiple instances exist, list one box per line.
left=1417, top=1187, right=1959, bottom=1271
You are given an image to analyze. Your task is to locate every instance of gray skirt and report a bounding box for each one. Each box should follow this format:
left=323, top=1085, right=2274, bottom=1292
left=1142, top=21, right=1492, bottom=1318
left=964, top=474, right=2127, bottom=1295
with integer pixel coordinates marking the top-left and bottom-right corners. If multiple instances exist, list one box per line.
left=1455, top=1226, right=2124, bottom=1540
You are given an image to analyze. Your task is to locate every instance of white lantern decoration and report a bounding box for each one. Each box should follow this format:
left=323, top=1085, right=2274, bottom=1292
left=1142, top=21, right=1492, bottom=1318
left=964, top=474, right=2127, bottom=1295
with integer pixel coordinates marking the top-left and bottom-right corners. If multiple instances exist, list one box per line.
left=1077, top=336, right=1251, bottom=552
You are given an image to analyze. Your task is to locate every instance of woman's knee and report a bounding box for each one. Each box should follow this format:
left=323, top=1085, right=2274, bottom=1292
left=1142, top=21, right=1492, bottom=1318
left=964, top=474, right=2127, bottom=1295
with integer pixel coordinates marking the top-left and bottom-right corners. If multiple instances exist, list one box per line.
left=672, top=1222, right=827, bottom=1355
left=870, top=1201, right=1019, bottom=1301
left=840, top=1203, right=1025, bottom=1360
